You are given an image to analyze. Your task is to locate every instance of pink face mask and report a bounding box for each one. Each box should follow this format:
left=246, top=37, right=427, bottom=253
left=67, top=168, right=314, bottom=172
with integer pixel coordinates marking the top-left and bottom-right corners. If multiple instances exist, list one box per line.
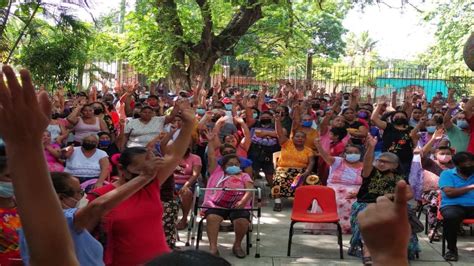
left=437, top=154, right=452, bottom=163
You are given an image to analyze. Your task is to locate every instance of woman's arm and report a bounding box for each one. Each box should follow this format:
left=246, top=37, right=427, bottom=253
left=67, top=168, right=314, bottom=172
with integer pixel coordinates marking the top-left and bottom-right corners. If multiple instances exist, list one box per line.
left=99, top=118, right=109, bottom=133
left=156, top=106, right=195, bottom=184
left=314, top=138, right=335, bottom=166
left=159, top=129, right=176, bottom=155
left=302, top=156, right=315, bottom=178
left=274, top=113, right=288, bottom=145
left=76, top=155, right=164, bottom=232
left=371, top=103, right=387, bottom=130
left=95, top=157, right=110, bottom=188
left=66, top=105, right=82, bottom=126
left=45, top=145, right=62, bottom=160
left=421, top=128, right=444, bottom=157
left=234, top=180, right=254, bottom=209
left=0, top=67, right=78, bottom=265
left=211, top=117, right=226, bottom=146
left=236, top=117, right=251, bottom=151
left=362, top=135, right=377, bottom=178
left=204, top=130, right=218, bottom=173
left=56, top=124, right=69, bottom=145
left=319, top=110, right=333, bottom=136
left=182, top=164, right=201, bottom=191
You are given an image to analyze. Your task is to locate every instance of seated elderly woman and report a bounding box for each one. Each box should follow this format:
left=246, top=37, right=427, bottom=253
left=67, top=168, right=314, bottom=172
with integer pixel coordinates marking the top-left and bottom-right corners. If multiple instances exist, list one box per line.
left=348, top=136, right=420, bottom=263
left=272, top=113, right=315, bottom=212
left=63, top=134, right=109, bottom=190
left=203, top=135, right=254, bottom=258
left=314, top=140, right=363, bottom=233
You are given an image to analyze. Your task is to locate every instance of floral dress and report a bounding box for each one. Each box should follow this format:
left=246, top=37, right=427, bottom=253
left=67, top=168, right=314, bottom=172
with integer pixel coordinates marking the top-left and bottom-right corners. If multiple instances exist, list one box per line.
left=0, top=208, right=21, bottom=265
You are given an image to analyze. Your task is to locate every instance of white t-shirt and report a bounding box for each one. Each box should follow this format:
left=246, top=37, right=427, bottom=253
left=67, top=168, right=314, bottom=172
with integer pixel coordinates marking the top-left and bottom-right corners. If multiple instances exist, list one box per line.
left=125, top=116, right=166, bottom=147
left=64, top=147, right=108, bottom=178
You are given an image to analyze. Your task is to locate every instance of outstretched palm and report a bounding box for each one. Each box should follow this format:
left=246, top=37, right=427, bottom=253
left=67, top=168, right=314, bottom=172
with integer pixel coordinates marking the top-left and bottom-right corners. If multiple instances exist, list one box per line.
left=0, top=66, right=51, bottom=144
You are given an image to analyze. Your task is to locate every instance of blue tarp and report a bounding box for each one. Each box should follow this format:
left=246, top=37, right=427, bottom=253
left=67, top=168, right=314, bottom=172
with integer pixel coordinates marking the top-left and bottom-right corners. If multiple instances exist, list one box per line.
left=375, top=78, right=448, bottom=100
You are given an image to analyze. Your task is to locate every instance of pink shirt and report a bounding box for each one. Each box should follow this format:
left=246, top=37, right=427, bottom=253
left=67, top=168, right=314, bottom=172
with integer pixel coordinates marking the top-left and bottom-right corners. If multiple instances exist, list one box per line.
left=320, top=130, right=350, bottom=151
left=173, top=154, right=202, bottom=185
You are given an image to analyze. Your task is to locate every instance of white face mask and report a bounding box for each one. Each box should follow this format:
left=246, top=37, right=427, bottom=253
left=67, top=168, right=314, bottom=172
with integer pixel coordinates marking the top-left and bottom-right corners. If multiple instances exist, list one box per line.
left=77, top=195, right=89, bottom=208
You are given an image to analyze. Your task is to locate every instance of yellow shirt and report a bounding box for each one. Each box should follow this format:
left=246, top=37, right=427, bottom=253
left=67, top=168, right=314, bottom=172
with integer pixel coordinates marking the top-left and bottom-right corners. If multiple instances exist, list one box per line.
left=278, top=140, right=313, bottom=168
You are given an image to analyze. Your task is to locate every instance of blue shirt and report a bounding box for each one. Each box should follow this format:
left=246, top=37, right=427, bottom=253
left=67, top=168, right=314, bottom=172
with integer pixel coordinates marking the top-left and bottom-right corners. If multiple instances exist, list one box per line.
left=439, top=168, right=474, bottom=208
left=19, top=208, right=104, bottom=266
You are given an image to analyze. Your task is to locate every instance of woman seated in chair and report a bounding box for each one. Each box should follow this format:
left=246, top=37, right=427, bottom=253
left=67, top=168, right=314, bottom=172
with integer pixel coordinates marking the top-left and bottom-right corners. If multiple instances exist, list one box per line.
left=348, top=135, right=420, bottom=263
left=272, top=113, right=315, bottom=212
left=204, top=142, right=254, bottom=258
left=314, top=140, right=363, bottom=233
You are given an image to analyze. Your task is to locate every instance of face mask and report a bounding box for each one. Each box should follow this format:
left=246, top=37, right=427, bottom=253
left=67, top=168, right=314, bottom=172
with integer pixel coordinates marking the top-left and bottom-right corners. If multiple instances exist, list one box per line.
left=94, top=108, right=103, bottom=115
left=427, top=108, right=432, bottom=114
left=457, top=120, right=469, bottom=129
left=252, top=113, right=258, bottom=119
left=437, top=154, right=452, bottom=163
left=64, top=196, right=80, bottom=209
left=51, top=113, right=61, bottom=120
left=345, top=154, right=361, bottom=163
left=99, top=140, right=111, bottom=147
left=77, top=195, right=89, bottom=208
left=302, top=121, right=312, bottom=127
left=393, top=117, right=408, bottom=125
left=0, top=181, right=14, bottom=198
left=196, top=108, right=206, bottom=115
left=260, top=119, right=272, bottom=126
left=225, top=104, right=232, bottom=111
left=133, top=113, right=141, bottom=119
left=82, top=142, right=97, bottom=150
left=225, top=165, right=241, bottom=175
left=426, top=126, right=437, bottom=134
left=458, top=166, right=474, bottom=177
left=357, top=112, right=368, bottom=119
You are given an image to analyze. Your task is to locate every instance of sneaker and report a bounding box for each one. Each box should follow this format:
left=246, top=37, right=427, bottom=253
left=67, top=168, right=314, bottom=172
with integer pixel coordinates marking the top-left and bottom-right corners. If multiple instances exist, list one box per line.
left=443, top=250, right=458, bottom=261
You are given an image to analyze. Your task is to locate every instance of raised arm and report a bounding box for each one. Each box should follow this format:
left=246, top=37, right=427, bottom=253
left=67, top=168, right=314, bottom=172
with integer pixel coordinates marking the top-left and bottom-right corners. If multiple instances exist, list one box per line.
left=235, top=116, right=251, bottom=151
left=66, top=103, right=83, bottom=126
left=274, top=113, right=288, bottom=145
left=371, top=102, right=387, bottom=130
left=319, top=110, right=333, bottom=136
left=156, top=106, right=195, bottom=184
left=204, top=130, right=218, bottom=173
left=444, top=105, right=456, bottom=130
left=0, top=66, right=78, bottom=265
left=421, top=128, right=444, bottom=157
left=362, top=135, right=377, bottom=178
left=77, top=153, right=164, bottom=232
left=314, top=138, right=335, bottom=166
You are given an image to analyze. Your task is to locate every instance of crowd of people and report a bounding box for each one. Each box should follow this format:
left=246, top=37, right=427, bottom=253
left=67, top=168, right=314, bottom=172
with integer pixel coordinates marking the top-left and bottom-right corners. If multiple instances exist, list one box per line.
left=0, top=64, right=473, bottom=266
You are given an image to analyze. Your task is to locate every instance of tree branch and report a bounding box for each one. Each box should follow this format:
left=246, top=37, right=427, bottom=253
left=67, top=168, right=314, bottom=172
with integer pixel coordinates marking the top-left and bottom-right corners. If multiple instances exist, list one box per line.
left=213, top=0, right=263, bottom=54
left=196, top=0, right=213, bottom=49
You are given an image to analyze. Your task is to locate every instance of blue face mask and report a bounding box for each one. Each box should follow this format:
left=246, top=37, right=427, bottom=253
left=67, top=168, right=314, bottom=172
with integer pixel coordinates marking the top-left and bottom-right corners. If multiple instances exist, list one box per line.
left=302, top=121, right=312, bottom=127
left=426, top=126, right=436, bottom=134
left=0, top=181, right=14, bottom=198
left=427, top=108, right=432, bottom=114
left=345, top=154, right=361, bottom=163
left=225, top=104, right=233, bottom=111
left=99, top=140, right=111, bottom=147
left=225, top=165, right=241, bottom=175
left=196, top=108, right=206, bottom=115
left=252, top=113, right=258, bottom=119
left=457, top=120, right=469, bottom=129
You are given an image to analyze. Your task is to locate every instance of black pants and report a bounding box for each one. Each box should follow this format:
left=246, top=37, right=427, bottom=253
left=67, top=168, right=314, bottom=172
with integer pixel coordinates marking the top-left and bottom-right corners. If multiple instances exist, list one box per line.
left=440, top=205, right=474, bottom=252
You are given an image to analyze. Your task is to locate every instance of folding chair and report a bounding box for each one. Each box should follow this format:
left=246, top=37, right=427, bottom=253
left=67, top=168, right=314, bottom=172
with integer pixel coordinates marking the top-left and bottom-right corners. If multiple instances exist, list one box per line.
left=287, top=185, right=343, bottom=259
left=185, top=186, right=262, bottom=258
left=430, top=193, right=474, bottom=256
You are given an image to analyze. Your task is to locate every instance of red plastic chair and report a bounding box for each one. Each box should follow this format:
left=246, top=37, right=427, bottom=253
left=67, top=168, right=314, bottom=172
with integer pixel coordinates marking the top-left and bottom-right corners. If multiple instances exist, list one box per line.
left=430, top=193, right=474, bottom=256
left=287, top=185, right=343, bottom=259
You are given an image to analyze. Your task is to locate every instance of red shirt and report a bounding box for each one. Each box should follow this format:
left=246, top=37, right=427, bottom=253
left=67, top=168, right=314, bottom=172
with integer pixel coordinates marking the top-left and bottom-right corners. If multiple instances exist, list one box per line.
left=468, top=116, right=474, bottom=153
left=88, top=179, right=170, bottom=265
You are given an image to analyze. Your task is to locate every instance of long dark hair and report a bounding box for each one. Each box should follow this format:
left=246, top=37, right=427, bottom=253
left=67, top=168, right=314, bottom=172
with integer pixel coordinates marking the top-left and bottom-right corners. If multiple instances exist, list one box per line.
left=119, top=147, right=148, bottom=168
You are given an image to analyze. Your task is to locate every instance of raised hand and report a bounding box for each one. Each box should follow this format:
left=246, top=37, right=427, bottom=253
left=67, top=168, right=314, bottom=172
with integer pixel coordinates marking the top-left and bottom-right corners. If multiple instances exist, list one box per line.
left=366, top=135, right=377, bottom=147
left=433, top=128, right=445, bottom=140
left=179, top=104, right=196, bottom=123
left=358, top=180, right=410, bottom=265
left=0, top=66, right=51, bottom=144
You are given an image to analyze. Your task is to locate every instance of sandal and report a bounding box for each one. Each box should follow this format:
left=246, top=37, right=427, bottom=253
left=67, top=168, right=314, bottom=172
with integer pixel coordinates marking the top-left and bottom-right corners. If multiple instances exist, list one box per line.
left=233, top=245, right=246, bottom=258
left=176, top=220, right=188, bottom=230
left=429, top=230, right=440, bottom=242
left=443, top=250, right=458, bottom=261
left=273, top=203, right=282, bottom=212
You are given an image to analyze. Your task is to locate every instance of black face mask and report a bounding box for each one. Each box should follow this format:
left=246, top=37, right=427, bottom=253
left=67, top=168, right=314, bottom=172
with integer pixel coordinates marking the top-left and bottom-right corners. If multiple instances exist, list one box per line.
left=94, top=108, right=103, bottom=115
left=133, top=113, right=141, bottom=119
left=82, top=142, right=97, bottom=150
left=51, top=113, right=61, bottom=120
left=393, top=117, right=408, bottom=125
left=458, top=166, right=474, bottom=177
left=260, top=118, right=272, bottom=126
left=435, top=116, right=444, bottom=125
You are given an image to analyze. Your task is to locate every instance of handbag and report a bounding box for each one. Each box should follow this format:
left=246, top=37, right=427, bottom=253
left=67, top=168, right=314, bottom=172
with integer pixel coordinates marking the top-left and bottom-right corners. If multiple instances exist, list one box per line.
left=408, top=207, right=424, bottom=233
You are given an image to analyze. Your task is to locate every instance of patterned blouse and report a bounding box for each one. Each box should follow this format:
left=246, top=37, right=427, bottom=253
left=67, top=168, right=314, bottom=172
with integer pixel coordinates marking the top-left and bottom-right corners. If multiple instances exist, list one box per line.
left=0, top=207, right=21, bottom=264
